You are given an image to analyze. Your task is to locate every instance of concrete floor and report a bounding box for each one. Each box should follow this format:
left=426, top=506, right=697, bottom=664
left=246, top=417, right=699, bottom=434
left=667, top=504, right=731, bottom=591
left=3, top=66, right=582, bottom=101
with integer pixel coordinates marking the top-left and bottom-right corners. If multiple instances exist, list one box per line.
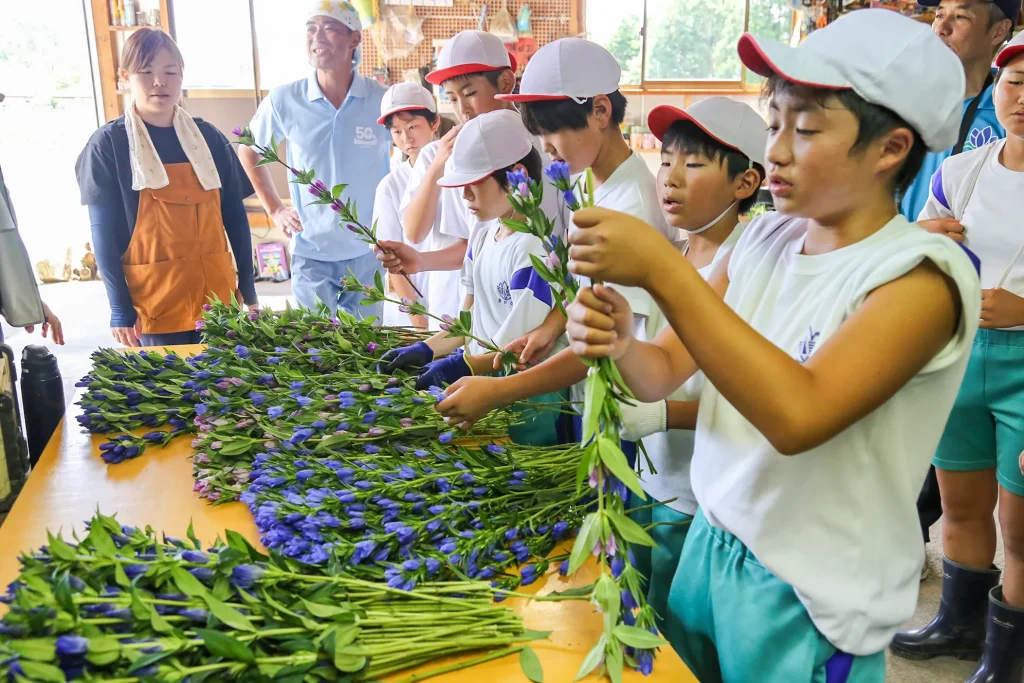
left=1, top=280, right=1010, bottom=683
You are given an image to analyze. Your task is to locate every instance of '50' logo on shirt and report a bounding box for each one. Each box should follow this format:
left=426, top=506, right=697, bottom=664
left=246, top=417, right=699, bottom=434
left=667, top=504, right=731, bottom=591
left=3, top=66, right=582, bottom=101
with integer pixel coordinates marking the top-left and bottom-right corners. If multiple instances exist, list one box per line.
left=354, top=126, right=378, bottom=147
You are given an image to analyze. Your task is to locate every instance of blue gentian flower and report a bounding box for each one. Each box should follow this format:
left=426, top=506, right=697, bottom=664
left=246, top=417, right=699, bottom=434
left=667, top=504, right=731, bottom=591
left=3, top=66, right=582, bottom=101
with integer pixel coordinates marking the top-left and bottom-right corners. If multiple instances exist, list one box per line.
left=181, top=550, right=209, bottom=564
left=268, top=357, right=281, bottom=364
left=268, top=406, right=285, bottom=418
left=552, top=521, right=569, bottom=539
left=296, top=469, right=316, bottom=483
left=362, top=411, right=378, bottom=424
left=55, top=635, right=89, bottom=657
left=520, top=565, right=538, bottom=586
left=124, top=564, right=148, bottom=579
left=290, top=381, right=305, bottom=390
left=439, top=432, right=454, bottom=444
left=230, top=564, right=265, bottom=589
left=544, top=160, right=570, bottom=184
left=611, top=555, right=625, bottom=579
left=235, top=345, right=250, bottom=359
left=179, top=608, right=210, bottom=622
left=563, top=189, right=577, bottom=205
left=295, top=396, right=313, bottom=407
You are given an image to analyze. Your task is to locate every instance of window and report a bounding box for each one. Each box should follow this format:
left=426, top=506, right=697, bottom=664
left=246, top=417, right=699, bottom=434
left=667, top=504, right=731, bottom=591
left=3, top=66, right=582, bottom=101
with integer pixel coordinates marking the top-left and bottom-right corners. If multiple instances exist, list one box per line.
left=253, top=0, right=314, bottom=91
left=585, top=0, right=796, bottom=90
left=175, top=0, right=255, bottom=90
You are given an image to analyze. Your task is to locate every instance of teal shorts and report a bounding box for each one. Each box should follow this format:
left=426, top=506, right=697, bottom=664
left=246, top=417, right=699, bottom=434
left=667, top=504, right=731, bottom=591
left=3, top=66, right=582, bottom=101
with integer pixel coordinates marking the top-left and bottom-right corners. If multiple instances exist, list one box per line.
left=664, top=511, right=885, bottom=683
left=627, top=494, right=693, bottom=630
left=507, top=389, right=568, bottom=447
left=933, top=328, right=1024, bottom=497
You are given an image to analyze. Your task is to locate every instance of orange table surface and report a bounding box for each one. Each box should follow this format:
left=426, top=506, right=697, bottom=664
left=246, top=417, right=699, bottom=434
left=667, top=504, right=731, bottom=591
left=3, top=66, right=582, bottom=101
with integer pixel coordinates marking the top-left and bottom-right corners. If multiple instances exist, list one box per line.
left=0, top=345, right=696, bottom=683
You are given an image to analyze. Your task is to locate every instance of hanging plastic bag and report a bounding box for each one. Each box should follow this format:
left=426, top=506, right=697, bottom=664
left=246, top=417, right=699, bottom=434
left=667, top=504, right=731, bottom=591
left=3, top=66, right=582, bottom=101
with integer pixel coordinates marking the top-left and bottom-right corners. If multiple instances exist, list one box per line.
left=372, top=4, right=424, bottom=63
left=517, top=2, right=533, bottom=39
left=489, top=0, right=518, bottom=44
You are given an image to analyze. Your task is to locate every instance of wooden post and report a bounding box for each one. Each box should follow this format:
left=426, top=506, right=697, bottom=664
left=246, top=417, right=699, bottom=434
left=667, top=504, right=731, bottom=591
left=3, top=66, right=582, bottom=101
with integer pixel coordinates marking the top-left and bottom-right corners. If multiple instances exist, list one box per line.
left=90, top=0, right=121, bottom=121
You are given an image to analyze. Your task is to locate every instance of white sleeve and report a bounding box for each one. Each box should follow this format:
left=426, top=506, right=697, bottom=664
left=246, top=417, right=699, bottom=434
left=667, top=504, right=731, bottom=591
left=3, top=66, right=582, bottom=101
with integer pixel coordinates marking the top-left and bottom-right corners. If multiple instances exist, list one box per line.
left=399, top=150, right=432, bottom=213
left=372, top=177, right=403, bottom=243
left=461, top=229, right=486, bottom=296
left=849, top=233, right=980, bottom=375
left=917, top=163, right=956, bottom=222
left=249, top=92, right=284, bottom=147
left=489, top=237, right=555, bottom=349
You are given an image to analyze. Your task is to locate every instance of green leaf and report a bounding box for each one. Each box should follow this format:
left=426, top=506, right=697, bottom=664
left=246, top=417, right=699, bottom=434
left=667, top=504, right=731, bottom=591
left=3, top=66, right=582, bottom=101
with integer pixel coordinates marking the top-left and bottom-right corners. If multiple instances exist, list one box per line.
left=575, top=442, right=595, bottom=494
left=186, top=520, right=202, bottom=550
left=195, top=628, right=256, bottom=663
left=87, top=519, right=117, bottom=557
left=54, top=576, right=78, bottom=619
left=519, top=645, right=544, bottom=683
left=127, top=648, right=176, bottom=673
left=574, top=635, right=606, bottom=681
left=597, top=437, right=645, bottom=499
left=332, top=184, right=347, bottom=199
left=218, top=440, right=253, bottom=457
left=547, top=585, right=595, bottom=599
left=604, top=509, right=655, bottom=547
left=86, top=636, right=122, bottom=666
left=17, top=660, right=66, bottom=682
left=605, top=640, right=624, bottom=683
left=10, top=638, right=57, bottom=662
left=300, top=598, right=350, bottom=619
left=568, top=513, right=600, bottom=575
left=150, top=608, right=174, bottom=634
left=459, top=310, right=473, bottom=331
left=334, top=653, right=367, bottom=673
left=225, top=530, right=268, bottom=562
left=521, top=629, right=553, bottom=641
left=612, top=625, right=668, bottom=649
left=202, top=595, right=257, bottom=632
left=581, top=373, right=607, bottom=444
left=114, top=561, right=130, bottom=588
left=47, top=532, right=77, bottom=562
left=129, top=589, right=153, bottom=620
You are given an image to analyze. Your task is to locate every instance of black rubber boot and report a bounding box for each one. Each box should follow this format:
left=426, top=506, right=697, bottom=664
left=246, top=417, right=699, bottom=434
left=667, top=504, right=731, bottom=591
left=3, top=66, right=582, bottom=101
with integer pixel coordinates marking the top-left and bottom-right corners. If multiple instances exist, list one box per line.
left=964, top=587, right=1024, bottom=683
left=889, top=557, right=1000, bottom=661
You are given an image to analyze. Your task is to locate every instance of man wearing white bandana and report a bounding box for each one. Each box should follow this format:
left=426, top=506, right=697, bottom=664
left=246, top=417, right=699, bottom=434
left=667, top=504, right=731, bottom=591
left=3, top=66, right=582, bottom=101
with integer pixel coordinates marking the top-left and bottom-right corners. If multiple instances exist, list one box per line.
left=76, top=29, right=256, bottom=348
left=240, top=0, right=390, bottom=318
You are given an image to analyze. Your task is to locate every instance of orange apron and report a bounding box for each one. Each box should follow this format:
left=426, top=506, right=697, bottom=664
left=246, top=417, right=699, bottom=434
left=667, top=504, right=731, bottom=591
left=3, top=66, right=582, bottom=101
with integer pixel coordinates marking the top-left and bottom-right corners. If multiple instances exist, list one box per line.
left=122, top=162, right=238, bottom=335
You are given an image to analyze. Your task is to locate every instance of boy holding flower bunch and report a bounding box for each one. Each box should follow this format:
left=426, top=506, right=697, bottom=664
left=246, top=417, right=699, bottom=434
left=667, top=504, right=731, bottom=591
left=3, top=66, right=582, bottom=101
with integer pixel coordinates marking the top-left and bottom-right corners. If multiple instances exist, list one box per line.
left=383, top=110, right=566, bottom=446
left=564, top=10, right=980, bottom=682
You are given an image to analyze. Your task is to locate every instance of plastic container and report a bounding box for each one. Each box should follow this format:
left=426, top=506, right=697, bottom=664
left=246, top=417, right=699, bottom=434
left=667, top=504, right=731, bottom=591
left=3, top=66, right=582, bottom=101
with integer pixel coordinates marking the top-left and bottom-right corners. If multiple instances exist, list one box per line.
left=19, top=345, right=65, bottom=467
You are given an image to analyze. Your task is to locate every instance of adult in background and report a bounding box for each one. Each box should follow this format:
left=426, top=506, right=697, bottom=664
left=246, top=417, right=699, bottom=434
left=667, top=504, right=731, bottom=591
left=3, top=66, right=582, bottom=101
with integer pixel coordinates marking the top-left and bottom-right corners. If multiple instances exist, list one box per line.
left=239, top=1, right=390, bottom=317
left=904, top=0, right=1018, bottom=556
left=76, top=29, right=256, bottom=348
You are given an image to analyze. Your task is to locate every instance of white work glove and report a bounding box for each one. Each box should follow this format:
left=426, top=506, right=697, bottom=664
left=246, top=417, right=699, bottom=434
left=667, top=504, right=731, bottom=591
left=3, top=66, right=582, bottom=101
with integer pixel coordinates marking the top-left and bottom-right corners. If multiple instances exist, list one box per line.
left=618, top=399, right=668, bottom=442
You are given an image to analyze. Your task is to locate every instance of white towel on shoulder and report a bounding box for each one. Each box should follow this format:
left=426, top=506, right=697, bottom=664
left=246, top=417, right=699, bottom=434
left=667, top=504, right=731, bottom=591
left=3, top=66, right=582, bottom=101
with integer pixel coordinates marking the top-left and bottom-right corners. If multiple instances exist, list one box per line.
left=124, top=102, right=222, bottom=192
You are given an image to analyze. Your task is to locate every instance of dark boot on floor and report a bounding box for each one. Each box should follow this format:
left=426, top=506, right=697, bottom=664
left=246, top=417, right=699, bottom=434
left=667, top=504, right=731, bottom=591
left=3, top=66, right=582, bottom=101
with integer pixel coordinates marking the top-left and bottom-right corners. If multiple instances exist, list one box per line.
left=890, top=557, right=1000, bottom=661
left=964, top=587, right=1024, bottom=683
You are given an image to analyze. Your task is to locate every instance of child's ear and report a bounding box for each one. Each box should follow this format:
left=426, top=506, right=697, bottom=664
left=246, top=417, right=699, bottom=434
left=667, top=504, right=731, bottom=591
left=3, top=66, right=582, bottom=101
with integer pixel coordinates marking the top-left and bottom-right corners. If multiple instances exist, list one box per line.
left=497, top=69, right=517, bottom=95
left=875, top=126, right=914, bottom=179
left=591, top=94, right=612, bottom=128
left=430, top=117, right=441, bottom=133
left=733, top=167, right=761, bottom=203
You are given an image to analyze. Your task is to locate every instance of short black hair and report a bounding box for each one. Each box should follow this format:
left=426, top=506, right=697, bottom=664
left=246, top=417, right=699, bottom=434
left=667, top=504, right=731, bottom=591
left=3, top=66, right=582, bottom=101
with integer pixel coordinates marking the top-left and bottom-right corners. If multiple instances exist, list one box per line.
left=493, top=148, right=543, bottom=191
left=520, top=91, right=628, bottom=135
left=383, top=108, right=439, bottom=130
left=661, top=120, right=766, bottom=214
left=441, top=69, right=508, bottom=90
left=763, top=75, right=927, bottom=201
left=987, top=3, right=1013, bottom=46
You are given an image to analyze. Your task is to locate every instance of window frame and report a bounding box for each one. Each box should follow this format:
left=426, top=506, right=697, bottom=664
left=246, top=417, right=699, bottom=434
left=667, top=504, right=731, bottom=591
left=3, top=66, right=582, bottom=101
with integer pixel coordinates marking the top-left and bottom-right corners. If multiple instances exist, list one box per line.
left=580, top=0, right=796, bottom=94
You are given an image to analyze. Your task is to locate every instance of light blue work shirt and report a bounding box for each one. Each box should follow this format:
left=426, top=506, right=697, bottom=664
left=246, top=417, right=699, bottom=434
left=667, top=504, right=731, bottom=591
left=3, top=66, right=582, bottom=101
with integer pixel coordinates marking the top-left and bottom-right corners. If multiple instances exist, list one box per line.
left=900, top=72, right=1004, bottom=221
left=249, top=71, right=390, bottom=262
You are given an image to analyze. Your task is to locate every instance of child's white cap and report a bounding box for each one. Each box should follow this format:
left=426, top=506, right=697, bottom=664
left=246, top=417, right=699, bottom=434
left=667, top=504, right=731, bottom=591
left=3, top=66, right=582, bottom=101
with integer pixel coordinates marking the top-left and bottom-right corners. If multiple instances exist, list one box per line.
left=996, top=30, right=1024, bottom=68
left=738, top=8, right=964, bottom=152
left=378, top=82, right=437, bottom=125
left=426, top=30, right=518, bottom=86
left=495, top=37, right=620, bottom=103
left=648, top=97, right=767, bottom=166
left=436, top=110, right=533, bottom=188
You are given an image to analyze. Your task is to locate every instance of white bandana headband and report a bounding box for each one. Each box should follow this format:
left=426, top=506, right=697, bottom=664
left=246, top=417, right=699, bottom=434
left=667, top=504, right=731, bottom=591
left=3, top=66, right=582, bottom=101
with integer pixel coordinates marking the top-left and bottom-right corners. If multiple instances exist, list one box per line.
left=308, top=0, right=363, bottom=66
left=124, top=103, right=222, bottom=192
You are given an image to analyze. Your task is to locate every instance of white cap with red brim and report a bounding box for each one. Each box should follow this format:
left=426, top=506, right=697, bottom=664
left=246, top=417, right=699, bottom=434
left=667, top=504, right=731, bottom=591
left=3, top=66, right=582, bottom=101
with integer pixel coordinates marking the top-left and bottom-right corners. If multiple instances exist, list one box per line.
left=738, top=8, right=964, bottom=153
left=378, top=82, right=437, bottom=125
left=426, top=30, right=518, bottom=86
left=996, top=30, right=1024, bottom=69
left=494, top=37, right=621, bottom=103
left=436, top=110, right=533, bottom=188
left=648, top=97, right=768, bottom=166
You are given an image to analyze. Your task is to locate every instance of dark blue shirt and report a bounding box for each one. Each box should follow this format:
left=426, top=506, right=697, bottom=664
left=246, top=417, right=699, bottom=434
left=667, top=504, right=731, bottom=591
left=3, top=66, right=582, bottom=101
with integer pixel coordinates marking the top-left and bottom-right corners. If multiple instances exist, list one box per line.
left=75, top=117, right=257, bottom=327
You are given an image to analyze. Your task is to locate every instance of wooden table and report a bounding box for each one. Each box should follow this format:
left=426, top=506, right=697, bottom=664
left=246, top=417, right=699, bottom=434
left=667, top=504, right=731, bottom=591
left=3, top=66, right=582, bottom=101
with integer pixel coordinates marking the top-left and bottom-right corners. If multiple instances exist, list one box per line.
left=0, top=346, right=697, bottom=683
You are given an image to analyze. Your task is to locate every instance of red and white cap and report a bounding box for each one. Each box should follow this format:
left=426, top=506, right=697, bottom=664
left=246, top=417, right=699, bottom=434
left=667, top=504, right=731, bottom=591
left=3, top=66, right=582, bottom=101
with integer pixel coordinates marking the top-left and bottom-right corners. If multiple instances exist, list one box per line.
left=426, top=30, right=517, bottom=86
left=738, top=8, right=964, bottom=152
left=378, top=82, right=437, bottom=124
left=436, top=110, right=533, bottom=188
left=996, top=30, right=1024, bottom=68
left=648, top=97, right=767, bottom=166
left=495, top=37, right=620, bottom=103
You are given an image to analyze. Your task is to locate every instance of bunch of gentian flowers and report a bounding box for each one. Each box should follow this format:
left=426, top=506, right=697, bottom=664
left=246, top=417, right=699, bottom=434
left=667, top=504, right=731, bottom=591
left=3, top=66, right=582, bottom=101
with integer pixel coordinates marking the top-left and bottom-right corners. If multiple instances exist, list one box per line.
left=240, top=439, right=587, bottom=591
left=503, top=160, right=668, bottom=679
left=0, top=512, right=550, bottom=682
left=232, top=127, right=422, bottom=300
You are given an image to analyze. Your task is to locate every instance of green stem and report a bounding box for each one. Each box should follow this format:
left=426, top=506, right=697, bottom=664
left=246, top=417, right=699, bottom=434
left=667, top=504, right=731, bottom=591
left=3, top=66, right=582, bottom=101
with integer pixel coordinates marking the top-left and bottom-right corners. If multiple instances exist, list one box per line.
left=387, top=646, right=523, bottom=683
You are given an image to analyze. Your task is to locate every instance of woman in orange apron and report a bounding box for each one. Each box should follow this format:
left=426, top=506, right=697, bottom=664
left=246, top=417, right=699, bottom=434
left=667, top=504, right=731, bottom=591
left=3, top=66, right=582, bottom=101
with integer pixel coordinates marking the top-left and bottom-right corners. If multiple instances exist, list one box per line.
left=75, top=29, right=256, bottom=347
